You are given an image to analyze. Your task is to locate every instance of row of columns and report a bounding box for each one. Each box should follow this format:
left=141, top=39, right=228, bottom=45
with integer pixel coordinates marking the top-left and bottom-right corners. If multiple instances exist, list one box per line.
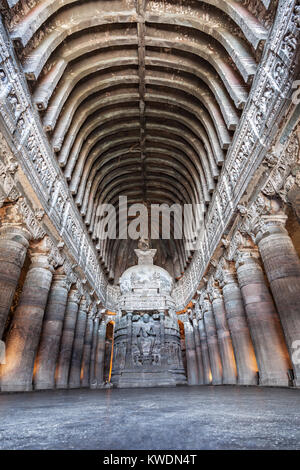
left=185, top=212, right=300, bottom=388
left=0, top=216, right=107, bottom=392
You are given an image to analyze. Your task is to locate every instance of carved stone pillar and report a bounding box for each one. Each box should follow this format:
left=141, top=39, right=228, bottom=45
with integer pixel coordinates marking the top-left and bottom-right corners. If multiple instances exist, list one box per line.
left=192, top=318, right=204, bottom=384
left=221, top=267, right=258, bottom=385
left=236, top=248, right=290, bottom=386
left=81, top=312, right=94, bottom=387
left=0, top=216, right=31, bottom=338
left=89, top=314, right=100, bottom=389
left=198, top=317, right=212, bottom=384
left=95, top=319, right=107, bottom=388
left=202, top=295, right=222, bottom=385
left=184, top=321, right=199, bottom=385
left=255, top=213, right=300, bottom=386
left=210, top=287, right=237, bottom=385
left=55, top=288, right=81, bottom=389
left=1, top=239, right=54, bottom=392
left=68, top=297, right=88, bottom=389
left=34, top=267, right=71, bottom=390
left=124, top=311, right=133, bottom=369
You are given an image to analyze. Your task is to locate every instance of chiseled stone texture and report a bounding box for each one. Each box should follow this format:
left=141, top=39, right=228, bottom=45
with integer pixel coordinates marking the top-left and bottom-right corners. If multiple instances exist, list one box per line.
left=211, top=297, right=237, bottom=385
left=198, top=318, right=212, bottom=385
left=236, top=250, right=290, bottom=387
left=68, top=298, right=88, bottom=389
left=56, top=289, right=81, bottom=389
left=192, top=318, right=204, bottom=385
left=0, top=247, right=53, bottom=392
left=89, top=316, right=100, bottom=388
left=81, top=313, right=94, bottom=388
left=34, top=270, right=70, bottom=390
left=222, top=276, right=258, bottom=386
left=0, top=225, right=30, bottom=338
left=0, top=387, right=300, bottom=450
left=203, top=301, right=222, bottom=385
left=256, top=220, right=300, bottom=387
left=184, top=322, right=199, bottom=386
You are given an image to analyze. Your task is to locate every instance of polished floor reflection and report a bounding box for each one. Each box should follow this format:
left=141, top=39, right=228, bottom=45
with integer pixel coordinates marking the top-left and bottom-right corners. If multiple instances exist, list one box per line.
left=0, top=386, right=299, bottom=450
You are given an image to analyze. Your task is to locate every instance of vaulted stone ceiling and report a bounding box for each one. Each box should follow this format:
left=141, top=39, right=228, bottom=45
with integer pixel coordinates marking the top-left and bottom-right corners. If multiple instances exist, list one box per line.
left=3, top=0, right=273, bottom=282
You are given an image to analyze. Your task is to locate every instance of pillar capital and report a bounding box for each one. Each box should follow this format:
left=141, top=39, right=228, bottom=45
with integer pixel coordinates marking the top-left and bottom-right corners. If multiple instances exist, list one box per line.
left=234, top=248, right=260, bottom=269
left=28, top=239, right=55, bottom=273
left=0, top=202, right=25, bottom=228
left=207, top=277, right=223, bottom=302
left=194, top=301, right=202, bottom=320
left=87, top=310, right=94, bottom=321
left=68, top=288, right=82, bottom=304
left=51, top=266, right=73, bottom=292
left=79, top=296, right=88, bottom=313
left=0, top=203, right=31, bottom=251
left=254, top=213, right=288, bottom=244
left=200, top=294, right=212, bottom=315
left=217, top=266, right=238, bottom=287
left=0, top=223, right=31, bottom=247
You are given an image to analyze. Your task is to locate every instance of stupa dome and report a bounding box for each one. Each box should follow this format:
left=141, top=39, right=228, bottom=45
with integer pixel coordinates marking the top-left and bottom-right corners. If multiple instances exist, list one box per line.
left=119, top=240, right=173, bottom=295
left=119, top=263, right=173, bottom=295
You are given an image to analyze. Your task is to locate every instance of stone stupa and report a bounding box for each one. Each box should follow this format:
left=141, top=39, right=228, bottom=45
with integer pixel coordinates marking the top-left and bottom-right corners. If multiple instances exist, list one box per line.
left=110, top=239, right=187, bottom=388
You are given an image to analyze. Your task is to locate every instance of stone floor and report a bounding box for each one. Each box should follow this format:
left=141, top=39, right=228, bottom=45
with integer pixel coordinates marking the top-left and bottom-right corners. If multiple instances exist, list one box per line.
left=0, top=385, right=299, bottom=450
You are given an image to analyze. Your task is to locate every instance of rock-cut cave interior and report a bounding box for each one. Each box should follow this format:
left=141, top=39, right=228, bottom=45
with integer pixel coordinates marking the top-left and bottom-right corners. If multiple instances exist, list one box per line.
left=0, top=0, right=300, bottom=451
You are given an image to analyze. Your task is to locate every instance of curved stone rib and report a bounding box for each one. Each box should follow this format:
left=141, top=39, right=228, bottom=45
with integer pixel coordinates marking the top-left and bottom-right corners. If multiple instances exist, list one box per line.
left=22, top=7, right=137, bottom=80
left=68, top=115, right=219, bottom=191
left=145, top=34, right=248, bottom=109
left=68, top=121, right=211, bottom=198
left=146, top=91, right=225, bottom=160
left=59, top=93, right=140, bottom=166
left=44, top=35, right=247, bottom=140
left=51, top=71, right=139, bottom=149
left=78, top=142, right=203, bottom=217
left=146, top=12, right=257, bottom=83
left=147, top=121, right=219, bottom=179
left=201, top=0, right=267, bottom=48
left=59, top=98, right=223, bottom=176
left=42, top=49, right=235, bottom=143
left=85, top=158, right=197, bottom=224
left=74, top=134, right=209, bottom=210
left=33, top=33, right=239, bottom=129
left=8, top=0, right=267, bottom=51
left=145, top=70, right=231, bottom=148
left=63, top=84, right=225, bottom=188
left=43, top=53, right=138, bottom=131
left=51, top=75, right=225, bottom=166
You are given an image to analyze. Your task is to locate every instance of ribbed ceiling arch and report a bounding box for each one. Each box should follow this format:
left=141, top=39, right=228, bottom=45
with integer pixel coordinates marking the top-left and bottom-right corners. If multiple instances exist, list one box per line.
left=5, top=0, right=270, bottom=282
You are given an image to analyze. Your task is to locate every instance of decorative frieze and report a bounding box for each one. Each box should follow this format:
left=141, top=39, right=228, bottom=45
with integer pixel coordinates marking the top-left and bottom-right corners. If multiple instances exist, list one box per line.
left=172, top=0, right=299, bottom=310
left=0, top=20, right=106, bottom=304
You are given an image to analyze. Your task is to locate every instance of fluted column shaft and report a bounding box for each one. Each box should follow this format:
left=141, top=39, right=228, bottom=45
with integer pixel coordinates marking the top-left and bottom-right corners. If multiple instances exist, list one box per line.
left=192, top=318, right=204, bottom=384
left=198, top=318, right=212, bottom=384
left=1, top=243, right=53, bottom=392
left=184, top=322, right=199, bottom=385
left=34, top=269, right=71, bottom=390
left=68, top=298, right=88, bottom=389
left=89, top=315, right=100, bottom=389
left=0, top=225, right=30, bottom=339
left=81, top=313, right=94, bottom=387
left=203, top=299, right=222, bottom=385
left=222, top=273, right=258, bottom=385
left=256, top=217, right=300, bottom=386
left=236, top=250, right=290, bottom=386
left=95, top=320, right=107, bottom=388
left=55, top=289, right=81, bottom=389
left=211, top=296, right=237, bottom=384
